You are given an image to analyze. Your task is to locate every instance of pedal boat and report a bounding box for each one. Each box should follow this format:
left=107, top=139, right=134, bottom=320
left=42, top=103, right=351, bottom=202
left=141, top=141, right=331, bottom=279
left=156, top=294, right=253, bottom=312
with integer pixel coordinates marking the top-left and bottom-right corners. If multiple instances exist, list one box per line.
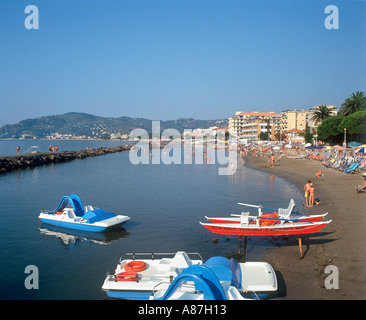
left=38, top=194, right=130, bottom=232
left=102, top=252, right=277, bottom=300
left=205, top=199, right=328, bottom=224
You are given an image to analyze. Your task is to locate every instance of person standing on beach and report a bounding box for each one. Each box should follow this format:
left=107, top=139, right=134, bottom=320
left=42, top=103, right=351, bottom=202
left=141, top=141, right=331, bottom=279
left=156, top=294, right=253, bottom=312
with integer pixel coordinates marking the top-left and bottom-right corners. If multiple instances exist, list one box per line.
left=16, top=146, right=20, bottom=155
left=304, top=180, right=311, bottom=207
left=271, top=154, right=275, bottom=167
left=309, top=183, right=320, bottom=207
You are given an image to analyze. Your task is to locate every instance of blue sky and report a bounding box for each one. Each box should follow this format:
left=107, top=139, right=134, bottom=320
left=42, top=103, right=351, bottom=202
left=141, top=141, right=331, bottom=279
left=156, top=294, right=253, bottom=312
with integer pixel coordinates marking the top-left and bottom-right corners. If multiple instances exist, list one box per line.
left=0, top=0, right=365, bottom=127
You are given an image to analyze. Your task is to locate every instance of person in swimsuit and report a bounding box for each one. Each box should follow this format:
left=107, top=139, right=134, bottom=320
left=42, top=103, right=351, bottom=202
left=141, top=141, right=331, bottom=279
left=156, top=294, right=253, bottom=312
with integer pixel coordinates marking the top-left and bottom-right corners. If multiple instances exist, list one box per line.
left=304, top=180, right=311, bottom=207
left=271, top=154, right=275, bottom=167
left=309, top=183, right=320, bottom=207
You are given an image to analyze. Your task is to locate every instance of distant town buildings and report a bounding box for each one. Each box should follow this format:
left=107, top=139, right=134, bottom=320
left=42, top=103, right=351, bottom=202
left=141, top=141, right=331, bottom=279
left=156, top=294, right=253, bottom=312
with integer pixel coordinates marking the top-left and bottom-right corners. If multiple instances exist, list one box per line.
left=8, top=106, right=338, bottom=142
left=228, top=105, right=338, bottom=142
left=228, top=111, right=281, bottom=142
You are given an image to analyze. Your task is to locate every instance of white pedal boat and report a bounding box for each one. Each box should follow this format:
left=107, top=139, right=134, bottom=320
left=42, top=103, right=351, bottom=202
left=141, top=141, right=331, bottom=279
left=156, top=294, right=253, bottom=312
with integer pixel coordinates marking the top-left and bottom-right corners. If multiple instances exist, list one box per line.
left=39, top=194, right=130, bottom=232
left=102, top=252, right=277, bottom=300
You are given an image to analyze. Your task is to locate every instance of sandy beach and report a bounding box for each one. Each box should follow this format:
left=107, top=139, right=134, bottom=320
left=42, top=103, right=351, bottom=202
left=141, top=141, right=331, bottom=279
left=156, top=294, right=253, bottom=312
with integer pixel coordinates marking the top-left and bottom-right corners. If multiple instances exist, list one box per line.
left=244, top=154, right=366, bottom=300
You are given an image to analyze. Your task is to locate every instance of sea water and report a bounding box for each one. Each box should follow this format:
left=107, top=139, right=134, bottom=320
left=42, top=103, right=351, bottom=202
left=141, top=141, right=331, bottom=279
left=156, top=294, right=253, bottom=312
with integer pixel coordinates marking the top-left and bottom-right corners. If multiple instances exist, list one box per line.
left=0, top=140, right=303, bottom=299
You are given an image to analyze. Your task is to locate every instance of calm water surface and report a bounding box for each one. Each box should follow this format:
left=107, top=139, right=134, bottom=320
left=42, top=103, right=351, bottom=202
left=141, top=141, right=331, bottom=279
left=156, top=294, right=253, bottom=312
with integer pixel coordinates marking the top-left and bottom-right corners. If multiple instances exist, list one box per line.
left=0, top=140, right=303, bottom=299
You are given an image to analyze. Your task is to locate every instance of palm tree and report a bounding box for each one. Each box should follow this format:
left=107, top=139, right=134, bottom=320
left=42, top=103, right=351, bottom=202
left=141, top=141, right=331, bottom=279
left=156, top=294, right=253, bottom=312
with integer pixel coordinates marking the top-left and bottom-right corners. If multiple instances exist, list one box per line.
left=340, top=91, right=366, bottom=116
left=310, top=105, right=333, bottom=125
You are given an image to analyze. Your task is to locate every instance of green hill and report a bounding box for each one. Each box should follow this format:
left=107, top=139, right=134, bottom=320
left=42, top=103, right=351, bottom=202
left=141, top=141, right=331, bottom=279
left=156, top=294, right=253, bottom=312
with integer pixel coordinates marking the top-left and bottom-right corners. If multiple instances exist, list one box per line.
left=0, top=112, right=228, bottom=139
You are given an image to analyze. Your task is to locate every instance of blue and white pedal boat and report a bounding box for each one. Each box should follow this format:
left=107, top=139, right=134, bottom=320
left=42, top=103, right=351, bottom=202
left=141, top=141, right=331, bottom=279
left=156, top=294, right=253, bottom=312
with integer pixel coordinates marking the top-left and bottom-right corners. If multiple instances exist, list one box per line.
left=39, top=194, right=130, bottom=232
left=102, top=252, right=277, bottom=300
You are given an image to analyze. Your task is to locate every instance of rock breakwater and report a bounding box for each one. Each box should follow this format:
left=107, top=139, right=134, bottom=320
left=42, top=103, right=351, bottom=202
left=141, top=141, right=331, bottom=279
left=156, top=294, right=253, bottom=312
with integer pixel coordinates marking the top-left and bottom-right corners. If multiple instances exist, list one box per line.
left=0, top=145, right=133, bottom=174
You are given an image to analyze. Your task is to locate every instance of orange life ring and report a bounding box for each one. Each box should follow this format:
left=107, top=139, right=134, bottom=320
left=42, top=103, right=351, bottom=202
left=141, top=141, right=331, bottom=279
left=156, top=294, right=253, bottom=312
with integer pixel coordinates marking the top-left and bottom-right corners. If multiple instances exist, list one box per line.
left=115, top=271, right=138, bottom=282
left=56, top=211, right=63, bottom=215
left=125, top=261, right=147, bottom=272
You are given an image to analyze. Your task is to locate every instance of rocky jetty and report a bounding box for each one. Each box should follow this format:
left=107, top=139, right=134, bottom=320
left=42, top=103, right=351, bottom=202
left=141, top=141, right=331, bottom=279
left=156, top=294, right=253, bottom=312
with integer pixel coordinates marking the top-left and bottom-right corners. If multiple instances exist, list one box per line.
left=0, top=145, right=133, bottom=174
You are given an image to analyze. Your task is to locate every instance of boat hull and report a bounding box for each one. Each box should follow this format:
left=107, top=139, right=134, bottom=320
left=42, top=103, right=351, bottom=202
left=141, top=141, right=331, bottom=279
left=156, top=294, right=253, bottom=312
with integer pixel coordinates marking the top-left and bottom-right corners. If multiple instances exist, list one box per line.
left=105, top=290, right=152, bottom=300
left=200, top=220, right=331, bottom=236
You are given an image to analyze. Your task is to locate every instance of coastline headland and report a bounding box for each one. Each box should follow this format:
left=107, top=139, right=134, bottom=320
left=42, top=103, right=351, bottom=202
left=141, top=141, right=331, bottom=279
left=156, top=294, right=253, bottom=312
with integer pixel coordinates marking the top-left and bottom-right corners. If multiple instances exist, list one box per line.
left=0, top=145, right=133, bottom=174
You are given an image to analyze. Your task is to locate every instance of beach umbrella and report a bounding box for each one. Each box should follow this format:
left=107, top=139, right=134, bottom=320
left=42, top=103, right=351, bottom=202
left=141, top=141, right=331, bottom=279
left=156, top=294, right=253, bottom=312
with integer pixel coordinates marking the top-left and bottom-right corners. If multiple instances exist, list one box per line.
left=349, top=141, right=362, bottom=147
left=355, top=147, right=365, bottom=153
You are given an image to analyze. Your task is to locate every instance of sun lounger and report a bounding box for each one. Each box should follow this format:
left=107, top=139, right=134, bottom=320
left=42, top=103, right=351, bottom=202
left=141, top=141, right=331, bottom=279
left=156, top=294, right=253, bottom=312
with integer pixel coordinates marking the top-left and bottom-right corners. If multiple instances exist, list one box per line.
left=343, top=162, right=356, bottom=172
left=339, top=161, right=351, bottom=171
left=344, top=162, right=360, bottom=174
left=355, top=184, right=366, bottom=193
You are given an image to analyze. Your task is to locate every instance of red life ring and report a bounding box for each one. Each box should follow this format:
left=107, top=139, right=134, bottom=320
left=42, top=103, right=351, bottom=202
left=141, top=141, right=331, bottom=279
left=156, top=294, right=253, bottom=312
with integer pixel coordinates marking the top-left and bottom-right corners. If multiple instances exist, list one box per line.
left=125, top=261, right=147, bottom=272
left=115, top=271, right=138, bottom=282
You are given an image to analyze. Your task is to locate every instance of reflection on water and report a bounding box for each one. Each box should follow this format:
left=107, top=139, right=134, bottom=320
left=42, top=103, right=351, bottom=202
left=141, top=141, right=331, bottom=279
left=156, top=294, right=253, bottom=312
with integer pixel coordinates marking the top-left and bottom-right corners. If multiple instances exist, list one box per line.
left=39, top=226, right=130, bottom=249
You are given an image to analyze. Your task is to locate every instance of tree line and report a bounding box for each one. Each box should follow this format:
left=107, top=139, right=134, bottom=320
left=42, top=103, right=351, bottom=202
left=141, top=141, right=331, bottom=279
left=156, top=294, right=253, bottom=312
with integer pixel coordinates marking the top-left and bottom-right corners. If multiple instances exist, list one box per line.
left=315, top=91, right=366, bottom=144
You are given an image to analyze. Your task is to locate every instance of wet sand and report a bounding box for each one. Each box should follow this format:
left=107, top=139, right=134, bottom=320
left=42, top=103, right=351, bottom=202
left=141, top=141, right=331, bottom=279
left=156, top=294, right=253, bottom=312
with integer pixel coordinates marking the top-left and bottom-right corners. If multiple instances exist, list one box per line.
left=244, top=154, right=366, bottom=299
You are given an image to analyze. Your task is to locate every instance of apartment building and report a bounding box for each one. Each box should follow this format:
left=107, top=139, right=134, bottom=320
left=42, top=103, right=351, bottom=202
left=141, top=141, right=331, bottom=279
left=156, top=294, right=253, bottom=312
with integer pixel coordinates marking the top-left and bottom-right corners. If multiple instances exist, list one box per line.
left=229, top=105, right=338, bottom=142
left=228, top=111, right=281, bottom=141
left=281, top=109, right=307, bottom=132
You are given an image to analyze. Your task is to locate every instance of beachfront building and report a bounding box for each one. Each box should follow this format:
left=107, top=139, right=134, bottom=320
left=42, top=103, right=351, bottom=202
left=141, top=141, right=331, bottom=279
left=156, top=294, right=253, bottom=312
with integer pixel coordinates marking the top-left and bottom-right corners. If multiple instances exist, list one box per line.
left=281, top=109, right=307, bottom=132
left=228, top=111, right=281, bottom=141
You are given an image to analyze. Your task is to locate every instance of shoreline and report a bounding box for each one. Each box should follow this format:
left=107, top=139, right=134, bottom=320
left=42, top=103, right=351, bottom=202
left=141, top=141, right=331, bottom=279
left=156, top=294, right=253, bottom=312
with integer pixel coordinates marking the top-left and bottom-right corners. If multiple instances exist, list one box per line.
left=244, top=154, right=366, bottom=299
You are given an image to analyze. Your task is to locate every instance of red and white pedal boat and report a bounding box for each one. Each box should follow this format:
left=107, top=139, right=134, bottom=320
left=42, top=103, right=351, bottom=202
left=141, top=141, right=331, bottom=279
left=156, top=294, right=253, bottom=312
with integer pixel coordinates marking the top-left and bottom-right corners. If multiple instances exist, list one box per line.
left=200, top=219, right=331, bottom=236
left=205, top=199, right=328, bottom=225
left=200, top=199, right=331, bottom=236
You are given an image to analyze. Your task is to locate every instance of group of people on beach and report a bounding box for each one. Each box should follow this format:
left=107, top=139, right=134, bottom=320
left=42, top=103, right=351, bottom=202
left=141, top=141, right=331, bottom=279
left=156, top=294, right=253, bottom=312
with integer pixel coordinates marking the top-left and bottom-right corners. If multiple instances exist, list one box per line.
left=304, top=180, right=320, bottom=207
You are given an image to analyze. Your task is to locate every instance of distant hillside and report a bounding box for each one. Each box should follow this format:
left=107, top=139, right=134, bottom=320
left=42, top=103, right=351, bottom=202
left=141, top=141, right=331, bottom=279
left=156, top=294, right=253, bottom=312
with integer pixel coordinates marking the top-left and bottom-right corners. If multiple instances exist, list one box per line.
left=0, top=112, right=228, bottom=139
